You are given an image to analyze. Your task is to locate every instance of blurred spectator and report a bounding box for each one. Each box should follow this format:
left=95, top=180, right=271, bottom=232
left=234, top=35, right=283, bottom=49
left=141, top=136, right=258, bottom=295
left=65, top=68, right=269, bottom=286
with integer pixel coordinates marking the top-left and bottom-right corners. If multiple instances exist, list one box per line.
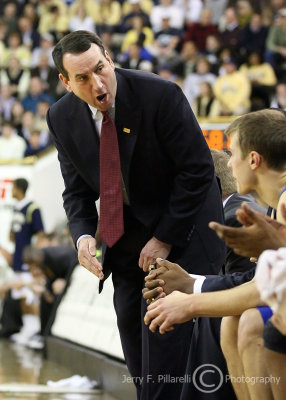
left=239, top=13, right=269, bottom=59
left=172, top=40, right=199, bottom=79
left=213, top=57, right=251, bottom=115
left=2, top=2, right=18, bottom=37
left=69, top=3, right=96, bottom=33
left=21, top=77, right=54, bottom=113
left=92, top=0, right=122, bottom=34
left=18, top=16, right=41, bottom=51
left=18, top=110, right=35, bottom=144
left=260, top=0, right=286, bottom=25
left=176, top=0, right=203, bottom=26
left=239, top=51, right=277, bottom=109
left=236, top=0, right=253, bottom=27
left=217, top=45, right=236, bottom=73
left=0, top=120, right=27, bottom=160
left=156, top=63, right=177, bottom=82
left=0, top=56, right=30, bottom=99
left=120, top=0, right=152, bottom=33
left=265, top=7, right=286, bottom=79
left=24, top=129, right=47, bottom=157
left=31, top=33, right=55, bottom=68
left=150, top=0, right=184, bottom=33
left=31, top=53, right=59, bottom=99
left=38, top=0, right=68, bottom=24
left=69, top=0, right=98, bottom=23
left=99, top=29, right=118, bottom=60
left=183, top=56, right=217, bottom=106
left=184, top=8, right=218, bottom=52
left=203, top=34, right=222, bottom=74
left=2, top=31, right=31, bottom=68
left=19, top=109, right=50, bottom=148
left=218, top=7, right=243, bottom=55
left=119, top=42, right=154, bottom=69
left=0, top=18, right=8, bottom=47
left=10, top=100, right=24, bottom=133
left=136, top=59, right=154, bottom=72
left=121, top=15, right=154, bottom=53
left=22, top=2, right=39, bottom=30
left=192, top=81, right=221, bottom=118
left=34, top=100, right=51, bottom=146
left=0, top=84, right=16, bottom=121
left=122, top=0, right=153, bottom=15
left=203, top=0, right=228, bottom=25
left=38, top=4, right=69, bottom=41
left=270, top=81, right=286, bottom=110
left=149, top=15, right=181, bottom=63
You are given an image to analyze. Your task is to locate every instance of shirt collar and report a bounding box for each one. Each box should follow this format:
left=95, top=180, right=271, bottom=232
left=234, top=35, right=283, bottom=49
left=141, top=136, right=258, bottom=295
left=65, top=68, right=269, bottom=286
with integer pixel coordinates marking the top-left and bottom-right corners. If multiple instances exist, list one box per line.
left=15, top=196, right=30, bottom=210
left=223, top=193, right=234, bottom=208
left=88, top=103, right=115, bottom=120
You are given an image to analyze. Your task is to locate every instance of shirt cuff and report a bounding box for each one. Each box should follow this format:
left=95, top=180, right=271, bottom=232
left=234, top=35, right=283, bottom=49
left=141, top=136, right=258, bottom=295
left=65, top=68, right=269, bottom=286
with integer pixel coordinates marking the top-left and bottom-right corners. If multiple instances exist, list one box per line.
left=189, top=274, right=206, bottom=294
left=76, top=234, right=92, bottom=249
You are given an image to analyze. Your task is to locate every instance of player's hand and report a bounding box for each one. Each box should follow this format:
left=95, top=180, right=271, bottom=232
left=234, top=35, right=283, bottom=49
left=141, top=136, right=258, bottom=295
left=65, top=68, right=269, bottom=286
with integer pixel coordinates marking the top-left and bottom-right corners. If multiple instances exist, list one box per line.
left=144, top=290, right=192, bottom=334
left=209, top=203, right=286, bottom=258
left=142, top=258, right=195, bottom=304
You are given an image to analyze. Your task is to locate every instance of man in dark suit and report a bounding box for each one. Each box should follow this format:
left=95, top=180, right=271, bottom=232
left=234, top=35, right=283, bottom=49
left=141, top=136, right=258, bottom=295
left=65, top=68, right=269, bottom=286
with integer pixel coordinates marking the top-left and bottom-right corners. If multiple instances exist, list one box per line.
left=46, top=30, right=225, bottom=400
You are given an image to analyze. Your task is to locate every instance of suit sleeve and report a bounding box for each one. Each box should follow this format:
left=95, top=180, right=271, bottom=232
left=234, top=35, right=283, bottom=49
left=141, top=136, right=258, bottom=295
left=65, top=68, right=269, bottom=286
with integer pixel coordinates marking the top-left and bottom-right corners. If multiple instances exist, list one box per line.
left=202, top=267, right=256, bottom=292
left=47, top=108, right=98, bottom=246
left=152, top=82, right=217, bottom=245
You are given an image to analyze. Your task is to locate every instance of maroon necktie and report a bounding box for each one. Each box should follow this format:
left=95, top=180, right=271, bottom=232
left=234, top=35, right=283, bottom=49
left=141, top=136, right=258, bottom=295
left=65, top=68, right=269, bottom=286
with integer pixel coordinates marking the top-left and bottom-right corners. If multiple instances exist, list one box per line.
left=99, top=111, right=124, bottom=247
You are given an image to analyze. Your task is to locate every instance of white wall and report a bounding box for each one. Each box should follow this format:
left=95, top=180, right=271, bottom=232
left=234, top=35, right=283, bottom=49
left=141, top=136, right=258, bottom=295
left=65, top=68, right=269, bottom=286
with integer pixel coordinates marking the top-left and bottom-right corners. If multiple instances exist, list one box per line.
left=51, top=265, right=124, bottom=360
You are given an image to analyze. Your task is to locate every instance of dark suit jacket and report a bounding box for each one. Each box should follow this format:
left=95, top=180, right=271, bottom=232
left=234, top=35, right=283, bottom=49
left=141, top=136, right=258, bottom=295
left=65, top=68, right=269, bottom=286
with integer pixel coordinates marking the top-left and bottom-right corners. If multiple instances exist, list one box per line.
left=202, top=193, right=266, bottom=292
left=47, top=68, right=225, bottom=274
left=202, top=267, right=256, bottom=292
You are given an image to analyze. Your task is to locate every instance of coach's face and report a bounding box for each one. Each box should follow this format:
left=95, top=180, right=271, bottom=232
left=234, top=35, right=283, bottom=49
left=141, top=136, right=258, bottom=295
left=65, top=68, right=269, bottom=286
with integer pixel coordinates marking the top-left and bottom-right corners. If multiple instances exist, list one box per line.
left=59, top=43, right=117, bottom=112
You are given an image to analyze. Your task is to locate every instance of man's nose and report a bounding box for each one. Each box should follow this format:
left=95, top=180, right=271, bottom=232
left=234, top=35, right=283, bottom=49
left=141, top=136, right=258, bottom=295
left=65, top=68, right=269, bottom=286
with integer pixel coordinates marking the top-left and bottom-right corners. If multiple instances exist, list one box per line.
left=91, top=73, right=103, bottom=90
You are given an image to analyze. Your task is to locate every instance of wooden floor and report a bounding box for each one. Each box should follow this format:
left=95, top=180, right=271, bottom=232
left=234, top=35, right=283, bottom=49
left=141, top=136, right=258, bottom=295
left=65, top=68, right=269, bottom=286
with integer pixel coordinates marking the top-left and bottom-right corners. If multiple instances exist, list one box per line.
left=0, top=340, right=119, bottom=400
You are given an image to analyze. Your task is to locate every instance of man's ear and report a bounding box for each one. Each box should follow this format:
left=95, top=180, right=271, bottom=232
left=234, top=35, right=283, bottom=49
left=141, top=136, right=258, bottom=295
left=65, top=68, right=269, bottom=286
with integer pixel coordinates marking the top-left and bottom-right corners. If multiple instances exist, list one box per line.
left=249, top=151, right=262, bottom=170
left=105, top=50, right=114, bottom=69
left=59, top=73, right=72, bottom=92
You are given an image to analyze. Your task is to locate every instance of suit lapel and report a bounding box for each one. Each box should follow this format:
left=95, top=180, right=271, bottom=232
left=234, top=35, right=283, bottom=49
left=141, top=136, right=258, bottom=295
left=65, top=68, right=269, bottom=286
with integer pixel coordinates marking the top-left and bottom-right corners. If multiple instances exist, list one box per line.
left=115, top=71, right=141, bottom=197
left=67, top=95, right=100, bottom=188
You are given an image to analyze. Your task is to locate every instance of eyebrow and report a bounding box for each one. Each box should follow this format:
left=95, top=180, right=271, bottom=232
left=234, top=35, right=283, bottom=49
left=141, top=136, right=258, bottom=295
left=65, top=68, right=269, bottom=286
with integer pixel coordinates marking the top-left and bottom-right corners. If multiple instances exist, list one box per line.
left=74, top=61, right=103, bottom=79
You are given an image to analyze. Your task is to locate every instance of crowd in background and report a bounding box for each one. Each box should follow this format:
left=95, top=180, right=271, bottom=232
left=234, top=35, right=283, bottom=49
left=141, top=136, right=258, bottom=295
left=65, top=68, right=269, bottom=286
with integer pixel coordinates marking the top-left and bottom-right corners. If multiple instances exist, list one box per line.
left=0, top=2, right=286, bottom=397
left=0, top=0, right=286, bottom=161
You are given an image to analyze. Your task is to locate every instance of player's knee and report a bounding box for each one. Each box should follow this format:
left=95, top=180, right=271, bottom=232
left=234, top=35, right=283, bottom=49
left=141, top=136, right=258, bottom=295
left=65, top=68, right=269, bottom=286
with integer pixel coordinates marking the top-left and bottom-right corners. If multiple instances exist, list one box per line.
left=221, top=315, right=239, bottom=357
left=238, top=309, right=264, bottom=355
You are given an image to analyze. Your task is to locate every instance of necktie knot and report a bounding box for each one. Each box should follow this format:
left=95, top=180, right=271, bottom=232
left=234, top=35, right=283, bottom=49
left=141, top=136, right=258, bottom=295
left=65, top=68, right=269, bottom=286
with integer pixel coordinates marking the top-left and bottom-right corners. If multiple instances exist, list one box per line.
left=102, top=111, right=113, bottom=127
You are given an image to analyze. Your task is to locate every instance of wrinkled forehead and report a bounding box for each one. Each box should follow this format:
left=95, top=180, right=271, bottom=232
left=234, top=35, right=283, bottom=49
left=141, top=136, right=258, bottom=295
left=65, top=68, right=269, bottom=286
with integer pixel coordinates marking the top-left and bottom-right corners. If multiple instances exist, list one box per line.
left=63, top=44, right=105, bottom=76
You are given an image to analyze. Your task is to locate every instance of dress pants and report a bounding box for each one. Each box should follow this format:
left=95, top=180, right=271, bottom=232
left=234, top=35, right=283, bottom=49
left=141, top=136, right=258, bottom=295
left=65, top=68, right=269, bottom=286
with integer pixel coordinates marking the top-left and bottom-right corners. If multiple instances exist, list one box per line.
left=103, top=209, right=194, bottom=400
left=103, top=204, right=225, bottom=400
left=180, top=317, right=236, bottom=400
